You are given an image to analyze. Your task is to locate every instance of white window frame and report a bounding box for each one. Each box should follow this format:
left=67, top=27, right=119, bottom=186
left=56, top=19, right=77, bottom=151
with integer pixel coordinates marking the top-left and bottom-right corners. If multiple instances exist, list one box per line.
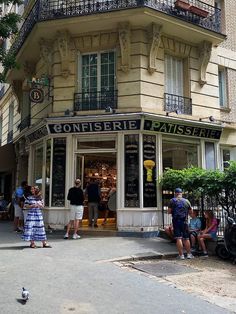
left=165, top=54, right=184, bottom=96
left=218, top=67, right=228, bottom=108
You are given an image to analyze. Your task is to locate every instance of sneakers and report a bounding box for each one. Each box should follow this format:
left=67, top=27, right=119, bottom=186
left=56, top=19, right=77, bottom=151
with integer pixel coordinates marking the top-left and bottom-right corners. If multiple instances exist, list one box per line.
left=177, top=254, right=185, bottom=260
left=200, top=251, right=208, bottom=257
left=187, top=253, right=194, bottom=259
left=72, top=234, right=81, bottom=240
left=64, top=233, right=69, bottom=239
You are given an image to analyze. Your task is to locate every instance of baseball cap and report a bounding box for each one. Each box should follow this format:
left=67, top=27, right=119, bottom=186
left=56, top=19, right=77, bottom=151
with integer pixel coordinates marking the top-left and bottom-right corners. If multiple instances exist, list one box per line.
left=175, top=188, right=183, bottom=193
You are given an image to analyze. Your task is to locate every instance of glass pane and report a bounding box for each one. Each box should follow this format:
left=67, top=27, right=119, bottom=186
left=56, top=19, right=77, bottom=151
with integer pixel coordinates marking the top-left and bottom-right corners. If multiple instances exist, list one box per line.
left=205, top=142, right=215, bottom=170
left=109, top=52, right=114, bottom=63
left=109, top=63, right=114, bottom=74
left=223, top=149, right=230, bottom=170
left=143, top=135, right=157, bottom=207
left=45, top=139, right=51, bottom=206
left=33, top=145, right=43, bottom=190
left=90, top=66, right=97, bottom=77
left=162, top=141, right=198, bottom=170
left=90, top=54, right=97, bottom=65
left=82, top=66, right=89, bottom=77
left=124, top=135, right=139, bottom=207
left=101, top=53, right=109, bottom=64
left=82, top=55, right=89, bottom=64
left=101, top=64, right=108, bottom=76
left=52, top=138, right=66, bottom=207
left=78, top=140, right=116, bottom=150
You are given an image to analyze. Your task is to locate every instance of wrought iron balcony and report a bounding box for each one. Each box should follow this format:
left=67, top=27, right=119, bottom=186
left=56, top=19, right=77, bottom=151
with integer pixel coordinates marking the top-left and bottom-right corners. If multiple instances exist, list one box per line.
left=7, top=130, right=13, bottom=143
left=10, top=0, right=221, bottom=56
left=18, top=115, right=31, bottom=132
left=164, top=93, right=192, bottom=115
left=74, top=90, right=118, bottom=111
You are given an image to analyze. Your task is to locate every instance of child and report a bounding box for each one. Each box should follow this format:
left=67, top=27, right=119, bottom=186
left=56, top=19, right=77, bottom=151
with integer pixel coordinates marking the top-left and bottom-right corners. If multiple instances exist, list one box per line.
left=197, top=210, right=218, bottom=257
left=188, top=210, right=201, bottom=251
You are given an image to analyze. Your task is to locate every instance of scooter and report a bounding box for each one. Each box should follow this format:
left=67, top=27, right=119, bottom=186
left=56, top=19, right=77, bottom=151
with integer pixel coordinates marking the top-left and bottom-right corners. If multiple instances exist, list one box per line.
left=215, top=211, right=236, bottom=263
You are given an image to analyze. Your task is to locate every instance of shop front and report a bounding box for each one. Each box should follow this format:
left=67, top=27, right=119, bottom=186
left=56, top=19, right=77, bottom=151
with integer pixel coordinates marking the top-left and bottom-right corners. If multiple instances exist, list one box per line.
left=24, top=113, right=222, bottom=234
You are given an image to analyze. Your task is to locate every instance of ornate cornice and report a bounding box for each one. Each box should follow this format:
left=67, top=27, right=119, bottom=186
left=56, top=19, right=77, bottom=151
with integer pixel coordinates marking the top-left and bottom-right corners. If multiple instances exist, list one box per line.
left=199, top=41, right=212, bottom=86
left=162, top=36, right=192, bottom=58
left=148, top=23, right=162, bottom=74
left=118, top=22, right=131, bottom=73
left=57, top=30, right=70, bottom=78
left=74, top=32, right=118, bottom=52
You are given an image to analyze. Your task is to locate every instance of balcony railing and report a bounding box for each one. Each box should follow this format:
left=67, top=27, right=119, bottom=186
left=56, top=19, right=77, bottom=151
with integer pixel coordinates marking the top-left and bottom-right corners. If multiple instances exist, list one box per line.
left=164, top=93, right=192, bottom=115
left=18, top=115, right=31, bottom=132
left=10, top=0, right=221, bottom=56
left=7, top=130, right=13, bottom=143
left=74, top=90, right=118, bottom=111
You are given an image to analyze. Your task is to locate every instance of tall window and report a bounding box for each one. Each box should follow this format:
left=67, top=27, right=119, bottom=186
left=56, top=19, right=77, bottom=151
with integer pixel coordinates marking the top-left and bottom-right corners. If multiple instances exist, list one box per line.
left=222, top=149, right=230, bottom=170
left=165, top=54, right=184, bottom=97
left=80, top=51, right=116, bottom=110
left=218, top=67, right=227, bottom=108
left=205, top=142, right=216, bottom=170
left=7, top=102, right=14, bottom=143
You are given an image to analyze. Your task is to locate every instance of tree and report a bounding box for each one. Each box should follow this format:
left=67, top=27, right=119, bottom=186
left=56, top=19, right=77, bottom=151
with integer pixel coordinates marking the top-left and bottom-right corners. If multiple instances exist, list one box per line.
left=0, top=0, right=22, bottom=82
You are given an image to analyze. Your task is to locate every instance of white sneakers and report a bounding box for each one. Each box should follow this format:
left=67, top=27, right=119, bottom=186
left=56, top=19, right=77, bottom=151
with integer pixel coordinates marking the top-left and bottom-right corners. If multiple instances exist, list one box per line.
left=177, top=254, right=185, bottom=260
left=187, top=253, right=194, bottom=259
left=72, top=234, right=81, bottom=240
left=64, top=233, right=81, bottom=239
left=177, top=253, right=194, bottom=260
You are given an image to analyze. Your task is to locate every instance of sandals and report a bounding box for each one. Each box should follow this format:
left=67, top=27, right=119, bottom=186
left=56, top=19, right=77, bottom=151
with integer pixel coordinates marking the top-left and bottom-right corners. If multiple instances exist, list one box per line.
left=42, top=243, right=52, bottom=248
left=30, top=243, right=37, bottom=249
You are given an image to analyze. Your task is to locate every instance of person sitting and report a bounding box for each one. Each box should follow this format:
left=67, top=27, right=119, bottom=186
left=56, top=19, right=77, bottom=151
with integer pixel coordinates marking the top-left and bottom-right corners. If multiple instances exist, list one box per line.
left=164, top=224, right=175, bottom=242
left=197, top=210, right=218, bottom=257
left=188, top=210, right=201, bottom=251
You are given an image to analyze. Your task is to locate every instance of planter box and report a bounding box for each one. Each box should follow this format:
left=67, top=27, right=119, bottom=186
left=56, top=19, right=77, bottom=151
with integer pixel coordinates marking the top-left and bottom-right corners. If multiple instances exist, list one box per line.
left=174, top=0, right=190, bottom=11
left=189, top=5, right=209, bottom=17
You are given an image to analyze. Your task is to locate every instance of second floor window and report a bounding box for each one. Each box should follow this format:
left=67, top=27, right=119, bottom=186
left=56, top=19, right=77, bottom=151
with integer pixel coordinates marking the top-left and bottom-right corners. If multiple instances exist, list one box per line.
left=165, top=54, right=184, bottom=97
left=218, top=67, right=228, bottom=108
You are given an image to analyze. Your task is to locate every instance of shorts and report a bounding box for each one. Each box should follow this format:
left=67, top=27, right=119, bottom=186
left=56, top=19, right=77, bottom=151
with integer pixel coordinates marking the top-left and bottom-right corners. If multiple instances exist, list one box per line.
left=208, top=231, right=217, bottom=240
left=14, top=204, right=23, bottom=219
left=189, top=231, right=198, bottom=238
left=69, top=205, right=84, bottom=221
left=173, top=219, right=189, bottom=240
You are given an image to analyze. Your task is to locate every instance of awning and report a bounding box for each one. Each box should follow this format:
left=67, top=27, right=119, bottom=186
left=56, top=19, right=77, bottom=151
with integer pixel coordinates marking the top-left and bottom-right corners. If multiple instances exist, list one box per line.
left=0, top=143, right=16, bottom=173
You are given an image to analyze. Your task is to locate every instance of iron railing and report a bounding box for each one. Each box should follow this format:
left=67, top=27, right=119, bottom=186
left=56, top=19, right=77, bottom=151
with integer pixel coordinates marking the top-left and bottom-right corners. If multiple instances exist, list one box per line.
left=7, top=130, right=13, bottom=143
left=10, top=0, right=222, bottom=56
left=164, top=93, right=192, bottom=115
left=74, top=90, right=118, bottom=111
left=18, top=115, right=31, bottom=131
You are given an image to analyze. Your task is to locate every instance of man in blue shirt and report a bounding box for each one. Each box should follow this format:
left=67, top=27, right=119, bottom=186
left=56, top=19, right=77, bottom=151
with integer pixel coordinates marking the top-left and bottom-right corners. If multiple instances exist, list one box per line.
left=14, top=181, right=28, bottom=232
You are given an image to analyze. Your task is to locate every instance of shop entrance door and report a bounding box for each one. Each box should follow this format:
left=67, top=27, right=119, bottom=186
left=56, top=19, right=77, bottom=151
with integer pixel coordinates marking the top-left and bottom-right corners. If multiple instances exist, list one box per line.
left=76, top=152, right=117, bottom=229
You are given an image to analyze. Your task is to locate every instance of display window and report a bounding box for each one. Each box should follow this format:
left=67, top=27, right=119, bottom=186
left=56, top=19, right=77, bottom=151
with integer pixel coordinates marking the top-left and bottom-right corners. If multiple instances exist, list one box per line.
left=33, top=144, right=44, bottom=190
left=205, top=142, right=216, bottom=170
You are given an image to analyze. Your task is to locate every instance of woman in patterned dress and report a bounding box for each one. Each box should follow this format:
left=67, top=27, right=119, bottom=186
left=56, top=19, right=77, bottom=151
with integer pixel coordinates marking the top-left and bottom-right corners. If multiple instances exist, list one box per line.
left=22, top=186, right=51, bottom=248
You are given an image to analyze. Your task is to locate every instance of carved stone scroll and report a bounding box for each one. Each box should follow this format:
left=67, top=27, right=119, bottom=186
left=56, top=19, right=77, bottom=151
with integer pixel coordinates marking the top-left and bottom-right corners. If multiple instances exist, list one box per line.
left=57, top=31, right=70, bottom=78
left=199, top=41, right=212, bottom=86
left=148, top=23, right=162, bottom=74
left=39, top=38, right=53, bottom=76
left=118, top=22, right=131, bottom=73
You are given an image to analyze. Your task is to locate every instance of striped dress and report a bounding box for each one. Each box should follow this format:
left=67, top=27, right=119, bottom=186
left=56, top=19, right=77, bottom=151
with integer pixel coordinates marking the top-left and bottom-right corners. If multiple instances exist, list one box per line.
left=22, top=195, right=47, bottom=241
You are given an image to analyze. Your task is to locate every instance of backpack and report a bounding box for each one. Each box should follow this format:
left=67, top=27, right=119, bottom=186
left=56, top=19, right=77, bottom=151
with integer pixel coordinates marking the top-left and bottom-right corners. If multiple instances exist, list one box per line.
left=172, top=197, right=188, bottom=220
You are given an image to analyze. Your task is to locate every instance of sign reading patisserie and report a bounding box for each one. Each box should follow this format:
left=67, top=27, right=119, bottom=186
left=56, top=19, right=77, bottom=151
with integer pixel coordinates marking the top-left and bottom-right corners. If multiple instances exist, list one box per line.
left=144, top=120, right=222, bottom=139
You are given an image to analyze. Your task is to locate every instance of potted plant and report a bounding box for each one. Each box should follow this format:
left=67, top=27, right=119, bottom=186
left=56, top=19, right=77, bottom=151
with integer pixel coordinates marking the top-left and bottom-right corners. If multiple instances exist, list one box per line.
left=189, top=5, right=209, bottom=18
left=174, top=0, right=191, bottom=11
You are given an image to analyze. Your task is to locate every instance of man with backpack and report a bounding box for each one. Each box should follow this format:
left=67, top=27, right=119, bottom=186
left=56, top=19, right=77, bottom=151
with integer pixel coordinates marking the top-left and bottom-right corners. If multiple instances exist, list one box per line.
left=168, top=188, right=194, bottom=260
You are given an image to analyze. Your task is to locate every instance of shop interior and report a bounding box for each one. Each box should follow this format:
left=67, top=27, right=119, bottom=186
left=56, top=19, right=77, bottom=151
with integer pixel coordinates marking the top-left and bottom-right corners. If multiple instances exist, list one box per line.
left=76, top=152, right=117, bottom=228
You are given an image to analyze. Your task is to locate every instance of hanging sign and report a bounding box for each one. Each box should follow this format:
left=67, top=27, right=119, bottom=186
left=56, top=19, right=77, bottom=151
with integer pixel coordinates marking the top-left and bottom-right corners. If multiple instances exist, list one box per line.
left=29, top=88, right=44, bottom=103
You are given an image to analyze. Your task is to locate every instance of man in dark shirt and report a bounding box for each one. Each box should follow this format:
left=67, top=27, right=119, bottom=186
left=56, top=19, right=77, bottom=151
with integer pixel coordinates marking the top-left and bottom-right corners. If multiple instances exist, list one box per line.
left=64, top=179, right=84, bottom=239
left=86, top=179, right=101, bottom=227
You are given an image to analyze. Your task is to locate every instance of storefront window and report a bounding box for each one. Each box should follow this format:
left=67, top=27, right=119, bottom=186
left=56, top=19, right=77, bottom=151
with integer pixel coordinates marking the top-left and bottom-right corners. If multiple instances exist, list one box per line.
left=222, top=149, right=230, bottom=170
left=33, top=145, right=43, bottom=190
left=45, top=139, right=51, bottom=206
left=78, top=140, right=116, bottom=150
left=124, top=135, right=139, bottom=207
left=143, top=135, right=157, bottom=207
left=205, top=142, right=216, bottom=170
left=52, top=138, right=66, bottom=207
left=163, top=141, right=198, bottom=170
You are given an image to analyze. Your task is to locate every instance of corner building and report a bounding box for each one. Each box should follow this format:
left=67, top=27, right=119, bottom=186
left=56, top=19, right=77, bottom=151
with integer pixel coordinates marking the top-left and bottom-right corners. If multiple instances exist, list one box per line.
left=4, top=0, right=236, bottom=234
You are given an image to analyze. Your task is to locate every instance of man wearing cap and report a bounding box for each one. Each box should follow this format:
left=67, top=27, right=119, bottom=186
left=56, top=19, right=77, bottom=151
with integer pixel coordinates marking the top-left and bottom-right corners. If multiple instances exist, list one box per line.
left=168, top=188, right=194, bottom=260
left=64, top=179, right=84, bottom=239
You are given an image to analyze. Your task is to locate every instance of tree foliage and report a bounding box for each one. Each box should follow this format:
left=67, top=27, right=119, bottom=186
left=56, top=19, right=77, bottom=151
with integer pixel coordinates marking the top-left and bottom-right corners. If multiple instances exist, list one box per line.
left=0, top=0, right=22, bottom=82
left=161, top=162, right=236, bottom=215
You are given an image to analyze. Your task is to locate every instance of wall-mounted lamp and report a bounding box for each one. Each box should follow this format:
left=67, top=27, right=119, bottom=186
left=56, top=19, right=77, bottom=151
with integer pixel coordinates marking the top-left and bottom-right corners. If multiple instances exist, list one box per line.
left=199, top=115, right=215, bottom=122
left=64, top=109, right=75, bottom=116
left=105, top=106, right=116, bottom=114
left=166, top=109, right=180, bottom=116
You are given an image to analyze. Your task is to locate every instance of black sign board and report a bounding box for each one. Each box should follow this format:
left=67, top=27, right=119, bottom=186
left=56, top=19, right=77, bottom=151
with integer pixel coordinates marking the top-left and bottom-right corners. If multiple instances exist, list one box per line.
left=124, top=135, right=139, bottom=207
left=48, top=120, right=141, bottom=134
left=27, top=126, right=48, bottom=143
left=144, top=120, right=222, bottom=139
left=143, top=135, right=157, bottom=207
left=29, top=88, right=44, bottom=103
